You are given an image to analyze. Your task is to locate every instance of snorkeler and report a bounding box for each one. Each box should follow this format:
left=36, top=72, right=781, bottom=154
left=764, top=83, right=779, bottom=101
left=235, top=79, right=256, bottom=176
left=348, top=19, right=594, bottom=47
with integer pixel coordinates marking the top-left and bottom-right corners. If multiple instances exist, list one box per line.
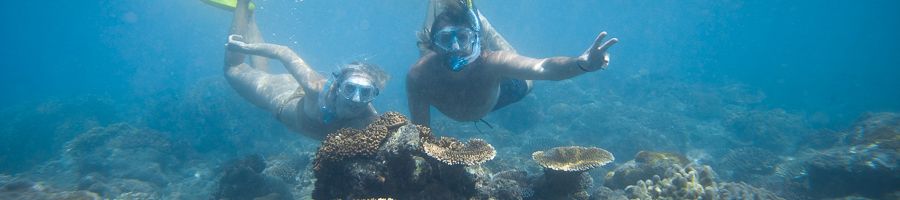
left=407, top=0, right=619, bottom=126
left=216, top=0, right=389, bottom=139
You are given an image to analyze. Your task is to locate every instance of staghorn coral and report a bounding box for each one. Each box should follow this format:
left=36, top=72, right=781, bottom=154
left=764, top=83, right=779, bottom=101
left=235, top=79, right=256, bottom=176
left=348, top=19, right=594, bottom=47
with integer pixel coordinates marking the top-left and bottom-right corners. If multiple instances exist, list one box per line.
left=423, top=137, right=496, bottom=166
left=532, top=146, right=614, bottom=172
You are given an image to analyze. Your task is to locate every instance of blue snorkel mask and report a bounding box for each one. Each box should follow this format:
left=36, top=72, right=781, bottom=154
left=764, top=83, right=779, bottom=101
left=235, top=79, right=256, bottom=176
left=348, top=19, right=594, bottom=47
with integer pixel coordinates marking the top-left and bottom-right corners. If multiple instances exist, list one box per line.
left=431, top=0, right=482, bottom=71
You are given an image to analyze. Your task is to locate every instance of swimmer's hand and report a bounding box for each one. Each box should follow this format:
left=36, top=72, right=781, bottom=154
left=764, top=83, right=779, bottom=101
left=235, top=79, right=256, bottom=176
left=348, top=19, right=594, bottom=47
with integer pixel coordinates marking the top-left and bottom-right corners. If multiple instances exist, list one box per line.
left=578, top=32, right=618, bottom=72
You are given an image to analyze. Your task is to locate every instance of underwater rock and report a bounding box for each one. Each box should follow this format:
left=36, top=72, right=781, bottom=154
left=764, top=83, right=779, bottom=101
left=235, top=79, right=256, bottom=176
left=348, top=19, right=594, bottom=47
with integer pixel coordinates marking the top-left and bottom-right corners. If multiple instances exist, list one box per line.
left=531, top=146, right=614, bottom=200
left=804, top=112, right=900, bottom=199
left=603, top=151, right=689, bottom=190
left=312, top=112, right=497, bottom=199
left=0, top=180, right=101, bottom=200
left=213, top=154, right=293, bottom=200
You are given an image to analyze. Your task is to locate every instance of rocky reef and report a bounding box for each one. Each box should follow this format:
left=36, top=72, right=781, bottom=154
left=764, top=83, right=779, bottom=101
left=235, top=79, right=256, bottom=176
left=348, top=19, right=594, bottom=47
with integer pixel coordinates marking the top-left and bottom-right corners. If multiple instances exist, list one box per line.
left=803, top=112, right=900, bottom=199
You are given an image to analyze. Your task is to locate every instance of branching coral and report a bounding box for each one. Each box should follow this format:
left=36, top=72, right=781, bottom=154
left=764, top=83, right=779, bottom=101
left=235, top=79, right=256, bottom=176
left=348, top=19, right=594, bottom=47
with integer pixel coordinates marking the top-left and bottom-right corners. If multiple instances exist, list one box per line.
left=423, top=137, right=496, bottom=166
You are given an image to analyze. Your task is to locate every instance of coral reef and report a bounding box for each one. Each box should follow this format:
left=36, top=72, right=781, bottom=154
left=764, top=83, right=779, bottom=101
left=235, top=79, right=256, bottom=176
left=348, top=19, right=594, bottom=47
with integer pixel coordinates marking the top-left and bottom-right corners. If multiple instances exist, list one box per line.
left=58, top=123, right=188, bottom=198
left=716, top=182, right=785, bottom=200
left=803, top=112, right=900, bottom=199
left=0, top=96, right=119, bottom=174
left=0, top=180, right=101, bottom=200
left=314, top=125, right=389, bottom=165
left=423, top=137, right=496, bottom=166
left=312, top=112, right=497, bottom=199
left=601, top=151, right=784, bottom=200
left=531, top=146, right=615, bottom=200
left=213, top=155, right=293, bottom=200
left=623, top=164, right=718, bottom=199
left=604, top=151, right=690, bottom=190
left=717, top=147, right=781, bottom=180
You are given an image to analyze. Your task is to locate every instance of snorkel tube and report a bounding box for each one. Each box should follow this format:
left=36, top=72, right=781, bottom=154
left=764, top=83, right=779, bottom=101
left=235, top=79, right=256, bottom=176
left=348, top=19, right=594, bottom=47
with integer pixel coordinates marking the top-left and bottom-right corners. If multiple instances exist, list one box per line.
left=445, top=0, right=482, bottom=71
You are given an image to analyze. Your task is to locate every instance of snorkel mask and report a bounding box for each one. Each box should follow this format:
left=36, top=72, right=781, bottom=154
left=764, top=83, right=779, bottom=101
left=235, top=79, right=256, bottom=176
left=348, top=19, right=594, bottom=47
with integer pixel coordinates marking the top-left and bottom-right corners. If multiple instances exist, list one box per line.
left=318, top=72, right=379, bottom=124
left=337, top=75, right=379, bottom=103
left=431, top=0, right=482, bottom=71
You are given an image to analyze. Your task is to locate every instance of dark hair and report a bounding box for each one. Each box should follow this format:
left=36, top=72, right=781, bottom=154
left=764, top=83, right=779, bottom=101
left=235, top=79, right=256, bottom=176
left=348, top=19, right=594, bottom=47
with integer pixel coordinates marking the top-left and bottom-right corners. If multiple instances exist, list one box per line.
left=429, top=1, right=476, bottom=39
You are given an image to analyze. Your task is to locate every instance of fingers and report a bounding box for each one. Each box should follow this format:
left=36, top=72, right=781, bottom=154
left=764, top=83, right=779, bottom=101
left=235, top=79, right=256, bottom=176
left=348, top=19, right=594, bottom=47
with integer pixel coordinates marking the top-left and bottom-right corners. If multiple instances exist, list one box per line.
left=228, top=34, right=245, bottom=43
left=597, top=38, right=618, bottom=53
left=592, top=31, right=608, bottom=50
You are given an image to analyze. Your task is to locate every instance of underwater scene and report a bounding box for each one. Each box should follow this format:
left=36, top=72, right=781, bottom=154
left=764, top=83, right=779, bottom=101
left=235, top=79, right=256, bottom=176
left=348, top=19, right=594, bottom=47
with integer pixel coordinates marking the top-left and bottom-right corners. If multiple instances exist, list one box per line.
left=1, top=0, right=899, bottom=199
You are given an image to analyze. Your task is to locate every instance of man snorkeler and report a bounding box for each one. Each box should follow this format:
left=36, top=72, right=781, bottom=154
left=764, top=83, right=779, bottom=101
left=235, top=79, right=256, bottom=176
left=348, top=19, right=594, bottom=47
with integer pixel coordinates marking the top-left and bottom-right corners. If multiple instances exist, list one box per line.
left=216, top=0, right=389, bottom=139
left=407, top=0, right=619, bottom=126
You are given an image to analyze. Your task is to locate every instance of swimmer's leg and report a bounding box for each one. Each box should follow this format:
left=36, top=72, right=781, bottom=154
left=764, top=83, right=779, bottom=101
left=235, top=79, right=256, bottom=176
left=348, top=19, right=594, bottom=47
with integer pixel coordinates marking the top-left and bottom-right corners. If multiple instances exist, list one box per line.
left=225, top=0, right=252, bottom=67
left=246, top=13, right=269, bottom=72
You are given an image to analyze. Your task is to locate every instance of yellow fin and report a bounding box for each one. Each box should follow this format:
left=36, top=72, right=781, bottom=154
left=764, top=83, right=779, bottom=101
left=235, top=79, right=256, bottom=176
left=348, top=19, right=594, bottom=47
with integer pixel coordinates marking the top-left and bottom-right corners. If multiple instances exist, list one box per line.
left=201, top=0, right=256, bottom=11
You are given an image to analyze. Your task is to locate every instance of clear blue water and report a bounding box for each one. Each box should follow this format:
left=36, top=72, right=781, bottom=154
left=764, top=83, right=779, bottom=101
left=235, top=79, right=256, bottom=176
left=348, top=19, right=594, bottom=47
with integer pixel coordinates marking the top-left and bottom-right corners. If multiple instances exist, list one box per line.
left=1, top=0, right=898, bottom=198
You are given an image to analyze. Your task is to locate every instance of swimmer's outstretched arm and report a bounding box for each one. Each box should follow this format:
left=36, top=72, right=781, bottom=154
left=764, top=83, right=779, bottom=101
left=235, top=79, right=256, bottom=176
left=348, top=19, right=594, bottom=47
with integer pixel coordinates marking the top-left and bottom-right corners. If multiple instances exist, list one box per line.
left=490, top=32, right=618, bottom=81
left=227, top=35, right=327, bottom=97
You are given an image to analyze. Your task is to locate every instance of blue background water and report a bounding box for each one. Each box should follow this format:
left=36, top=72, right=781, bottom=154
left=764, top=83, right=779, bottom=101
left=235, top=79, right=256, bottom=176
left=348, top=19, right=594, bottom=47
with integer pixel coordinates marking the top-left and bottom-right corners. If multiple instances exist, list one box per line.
left=1, top=0, right=899, bottom=197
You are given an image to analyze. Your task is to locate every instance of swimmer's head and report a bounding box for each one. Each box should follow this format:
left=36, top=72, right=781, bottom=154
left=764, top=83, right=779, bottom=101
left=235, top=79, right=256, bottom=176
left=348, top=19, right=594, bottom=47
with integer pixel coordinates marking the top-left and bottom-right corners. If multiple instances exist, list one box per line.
left=428, top=0, right=482, bottom=71
left=327, top=62, right=389, bottom=118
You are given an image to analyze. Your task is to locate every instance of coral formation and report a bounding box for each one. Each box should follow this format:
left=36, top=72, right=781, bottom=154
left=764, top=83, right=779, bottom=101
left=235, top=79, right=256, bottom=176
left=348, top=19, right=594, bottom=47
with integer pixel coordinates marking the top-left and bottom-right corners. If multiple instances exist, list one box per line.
left=531, top=146, right=614, bottom=200
left=716, top=182, right=785, bottom=200
left=804, top=112, right=900, bottom=199
left=718, top=147, right=781, bottom=179
left=601, top=151, right=784, bottom=200
left=604, top=151, right=690, bottom=190
left=623, top=164, right=718, bottom=199
left=314, top=125, right=389, bottom=166
left=423, top=137, right=496, bottom=166
left=532, top=146, right=614, bottom=172
left=213, top=155, right=293, bottom=200
left=0, top=180, right=101, bottom=200
left=312, top=112, right=498, bottom=199
left=371, top=111, right=409, bottom=130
